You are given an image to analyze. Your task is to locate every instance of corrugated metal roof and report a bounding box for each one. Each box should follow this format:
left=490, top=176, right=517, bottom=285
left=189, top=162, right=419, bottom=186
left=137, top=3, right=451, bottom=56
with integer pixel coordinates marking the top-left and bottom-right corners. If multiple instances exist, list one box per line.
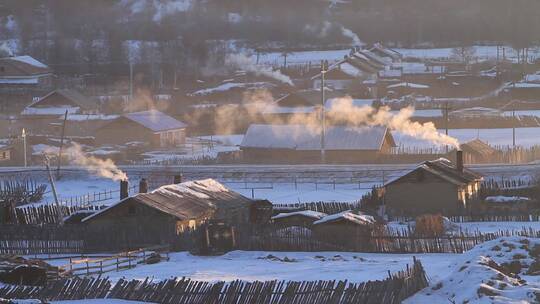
left=241, top=124, right=393, bottom=151
left=83, top=179, right=253, bottom=222
left=124, top=110, right=187, bottom=132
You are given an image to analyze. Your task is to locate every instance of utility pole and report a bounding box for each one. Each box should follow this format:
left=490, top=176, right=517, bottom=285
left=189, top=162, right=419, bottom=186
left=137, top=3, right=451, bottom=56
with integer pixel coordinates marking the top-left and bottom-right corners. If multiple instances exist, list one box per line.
left=444, top=101, right=449, bottom=153
left=512, top=109, right=516, bottom=148
left=56, top=110, right=68, bottom=179
left=22, top=128, right=27, bottom=167
left=129, top=61, right=134, bottom=101
left=44, top=156, right=59, bottom=205
left=320, top=60, right=328, bottom=164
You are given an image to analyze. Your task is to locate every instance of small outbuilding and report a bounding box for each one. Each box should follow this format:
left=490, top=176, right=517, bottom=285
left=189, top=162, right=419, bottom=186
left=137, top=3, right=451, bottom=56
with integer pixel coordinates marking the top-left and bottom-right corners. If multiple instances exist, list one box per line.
left=384, top=152, right=483, bottom=216
left=448, top=139, right=498, bottom=164
left=272, top=210, right=327, bottom=228
left=95, top=110, right=187, bottom=148
left=312, top=210, right=378, bottom=251
left=0, top=55, right=53, bottom=89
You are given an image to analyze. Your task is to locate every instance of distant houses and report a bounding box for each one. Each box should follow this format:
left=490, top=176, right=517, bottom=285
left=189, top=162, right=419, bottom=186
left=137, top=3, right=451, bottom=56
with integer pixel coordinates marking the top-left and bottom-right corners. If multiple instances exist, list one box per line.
left=95, top=110, right=187, bottom=148
left=384, top=152, right=483, bottom=216
left=240, top=124, right=396, bottom=163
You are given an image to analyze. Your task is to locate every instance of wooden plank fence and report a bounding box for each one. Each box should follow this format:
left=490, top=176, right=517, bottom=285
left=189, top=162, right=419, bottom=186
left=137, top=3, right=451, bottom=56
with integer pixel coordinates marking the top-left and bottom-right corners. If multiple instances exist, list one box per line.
left=0, top=259, right=428, bottom=304
left=60, top=245, right=170, bottom=277
left=272, top=201, right=361, bottom=215
left=14, top=204, right=106, bottom=225
left=0, top=240, right=84, bottom=255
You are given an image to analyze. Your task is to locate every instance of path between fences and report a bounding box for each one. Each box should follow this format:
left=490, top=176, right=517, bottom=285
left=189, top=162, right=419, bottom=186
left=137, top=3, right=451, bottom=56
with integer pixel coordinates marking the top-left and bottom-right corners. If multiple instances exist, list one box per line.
left=0, top=259, right=428, bottom=304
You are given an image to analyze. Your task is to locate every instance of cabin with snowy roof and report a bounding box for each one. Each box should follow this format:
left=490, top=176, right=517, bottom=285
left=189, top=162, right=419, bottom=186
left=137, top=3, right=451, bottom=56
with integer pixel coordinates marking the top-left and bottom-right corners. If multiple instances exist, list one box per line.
left=312, top=210, right=379, bottom=251
left=21, top=89, right=97, bottom=116
left=0, top=55, right=53, bottom=89
left=240, top=124, right=396, bottom=163
left=384, top=152, right=483, bottom=216
left=271, top=210, right=327, bottom=228
left=95, top=110, right=187, bottom=148
left=81, top=179, right=271, bottom=250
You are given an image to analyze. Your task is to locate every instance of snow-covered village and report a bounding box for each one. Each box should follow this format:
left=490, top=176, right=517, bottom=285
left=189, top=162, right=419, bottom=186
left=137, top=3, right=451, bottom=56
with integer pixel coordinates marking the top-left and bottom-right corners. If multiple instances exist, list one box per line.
left=1, top=1, right=540, bottom=303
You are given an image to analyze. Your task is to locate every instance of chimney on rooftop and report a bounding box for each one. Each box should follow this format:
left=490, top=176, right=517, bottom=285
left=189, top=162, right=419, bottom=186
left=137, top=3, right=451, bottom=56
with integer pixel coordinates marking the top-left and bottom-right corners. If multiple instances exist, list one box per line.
left=174, top=174, right=183, bottom=184
left=120, top=179, right=129, bottom=200
left=139, top=178, right=148, bottom=193
left=456, top=150, right=463, bottom=173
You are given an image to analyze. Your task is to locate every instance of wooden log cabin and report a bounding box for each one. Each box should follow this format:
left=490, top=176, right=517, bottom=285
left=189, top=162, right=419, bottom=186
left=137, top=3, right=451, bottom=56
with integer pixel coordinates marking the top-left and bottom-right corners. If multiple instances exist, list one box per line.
left=240, top=124, right=396, bottom=163
left=81, top=179, right=272, bottom=251
left=384, top=151, right=483, bottom=216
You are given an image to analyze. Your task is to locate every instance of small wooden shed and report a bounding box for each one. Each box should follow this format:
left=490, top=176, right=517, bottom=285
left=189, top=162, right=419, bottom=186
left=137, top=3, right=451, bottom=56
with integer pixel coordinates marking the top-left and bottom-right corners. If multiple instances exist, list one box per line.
left=312, top=210, right=378, bottom=251
left=271, top=210, right=327, bottom=228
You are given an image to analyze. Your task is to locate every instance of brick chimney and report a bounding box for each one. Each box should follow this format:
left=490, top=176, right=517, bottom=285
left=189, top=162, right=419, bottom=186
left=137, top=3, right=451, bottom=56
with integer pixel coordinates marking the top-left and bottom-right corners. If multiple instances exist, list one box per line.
left=456, top=150, right=463, bottom=173
left=120, top=179, right=129, bottom=200
left=173, top=174, right=183, bottom=184
left=139, top=178, right=148, bottom=193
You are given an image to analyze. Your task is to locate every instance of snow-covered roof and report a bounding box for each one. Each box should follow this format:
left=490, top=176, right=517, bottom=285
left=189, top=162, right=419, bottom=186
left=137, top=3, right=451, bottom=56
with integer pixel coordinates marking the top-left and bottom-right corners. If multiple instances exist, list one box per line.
left=83, top=179, right=251, bottom=222
left=272, top=210, right=327, bottom=220
left=509, top=82, right=540, bottom=89
left=387, top=82, right=430, bottom=89
left=21, top=106, right=81, bottom=116
left=189, top=82, right=274, bottom=96
left=313, top=210, right=376, bottom=226
left=325, top=98, right=373, bottom=109
left=484, top=196, right=530, bottom=203
left=123, top=110, right=187, bottom=132
left=11, top=55, right=49, bottom=69
left=241, top=124, right=394, bottom=151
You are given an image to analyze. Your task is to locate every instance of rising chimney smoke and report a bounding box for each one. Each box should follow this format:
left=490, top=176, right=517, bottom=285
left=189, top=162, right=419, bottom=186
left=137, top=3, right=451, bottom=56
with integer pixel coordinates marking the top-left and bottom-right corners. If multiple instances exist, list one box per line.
left=456, top=150, right=464, bottom=173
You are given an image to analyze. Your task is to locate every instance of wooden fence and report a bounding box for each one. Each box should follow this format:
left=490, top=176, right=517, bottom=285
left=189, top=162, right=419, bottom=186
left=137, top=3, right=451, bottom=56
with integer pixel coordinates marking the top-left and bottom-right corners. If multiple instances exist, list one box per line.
left=0, top=240, right=84, bottom=255
left=0, top=259, right=428, bottom=304
left=389, top=214, right=540, bottom=223
left=60, top=245, right=170, bottom=277
left=13, top=204, right=107, bottom=225
left=272, top=201, right=361, bottom=215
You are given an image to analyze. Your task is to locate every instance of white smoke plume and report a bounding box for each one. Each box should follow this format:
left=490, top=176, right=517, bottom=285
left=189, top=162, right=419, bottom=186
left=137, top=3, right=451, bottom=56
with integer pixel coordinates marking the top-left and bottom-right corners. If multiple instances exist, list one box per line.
left=0, top=42, right=13, bottom=58
left=225, top=53, right=293, bottom=86
left=66, top=143, right=128, bottom=181
left=320, top=21, right=332, bottom=38
left=327, top=97, right=460, bottom=148
left=340, top=26, right=363, bottom=46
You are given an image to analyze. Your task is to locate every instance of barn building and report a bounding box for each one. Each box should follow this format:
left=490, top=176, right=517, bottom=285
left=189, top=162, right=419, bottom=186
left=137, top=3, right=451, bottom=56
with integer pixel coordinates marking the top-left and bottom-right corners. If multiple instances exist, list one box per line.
left=95, top=110, right=187, bottom=148
left=21, top=89, right=97, bottom=116
left=0, top=56, right=53, bottom=90
left=81, top=179, right=272, bottom=250
left=384, top=152, right=483, bottom=216
left=240, top=124, right=396, bottom=163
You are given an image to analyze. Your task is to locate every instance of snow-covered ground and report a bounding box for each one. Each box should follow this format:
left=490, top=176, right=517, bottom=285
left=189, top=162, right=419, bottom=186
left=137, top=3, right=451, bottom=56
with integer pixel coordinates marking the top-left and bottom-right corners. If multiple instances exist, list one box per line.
left=42, top=250, right=454, bottom=284
left=389, top=221, right=540, bottom=235
left=406, top=237, right=540, bottom=303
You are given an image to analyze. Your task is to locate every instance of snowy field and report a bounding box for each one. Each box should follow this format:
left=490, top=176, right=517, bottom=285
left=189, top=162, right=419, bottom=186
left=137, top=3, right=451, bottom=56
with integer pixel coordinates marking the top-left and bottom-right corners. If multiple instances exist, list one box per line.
left=38, top=178, right=372, bottom=206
